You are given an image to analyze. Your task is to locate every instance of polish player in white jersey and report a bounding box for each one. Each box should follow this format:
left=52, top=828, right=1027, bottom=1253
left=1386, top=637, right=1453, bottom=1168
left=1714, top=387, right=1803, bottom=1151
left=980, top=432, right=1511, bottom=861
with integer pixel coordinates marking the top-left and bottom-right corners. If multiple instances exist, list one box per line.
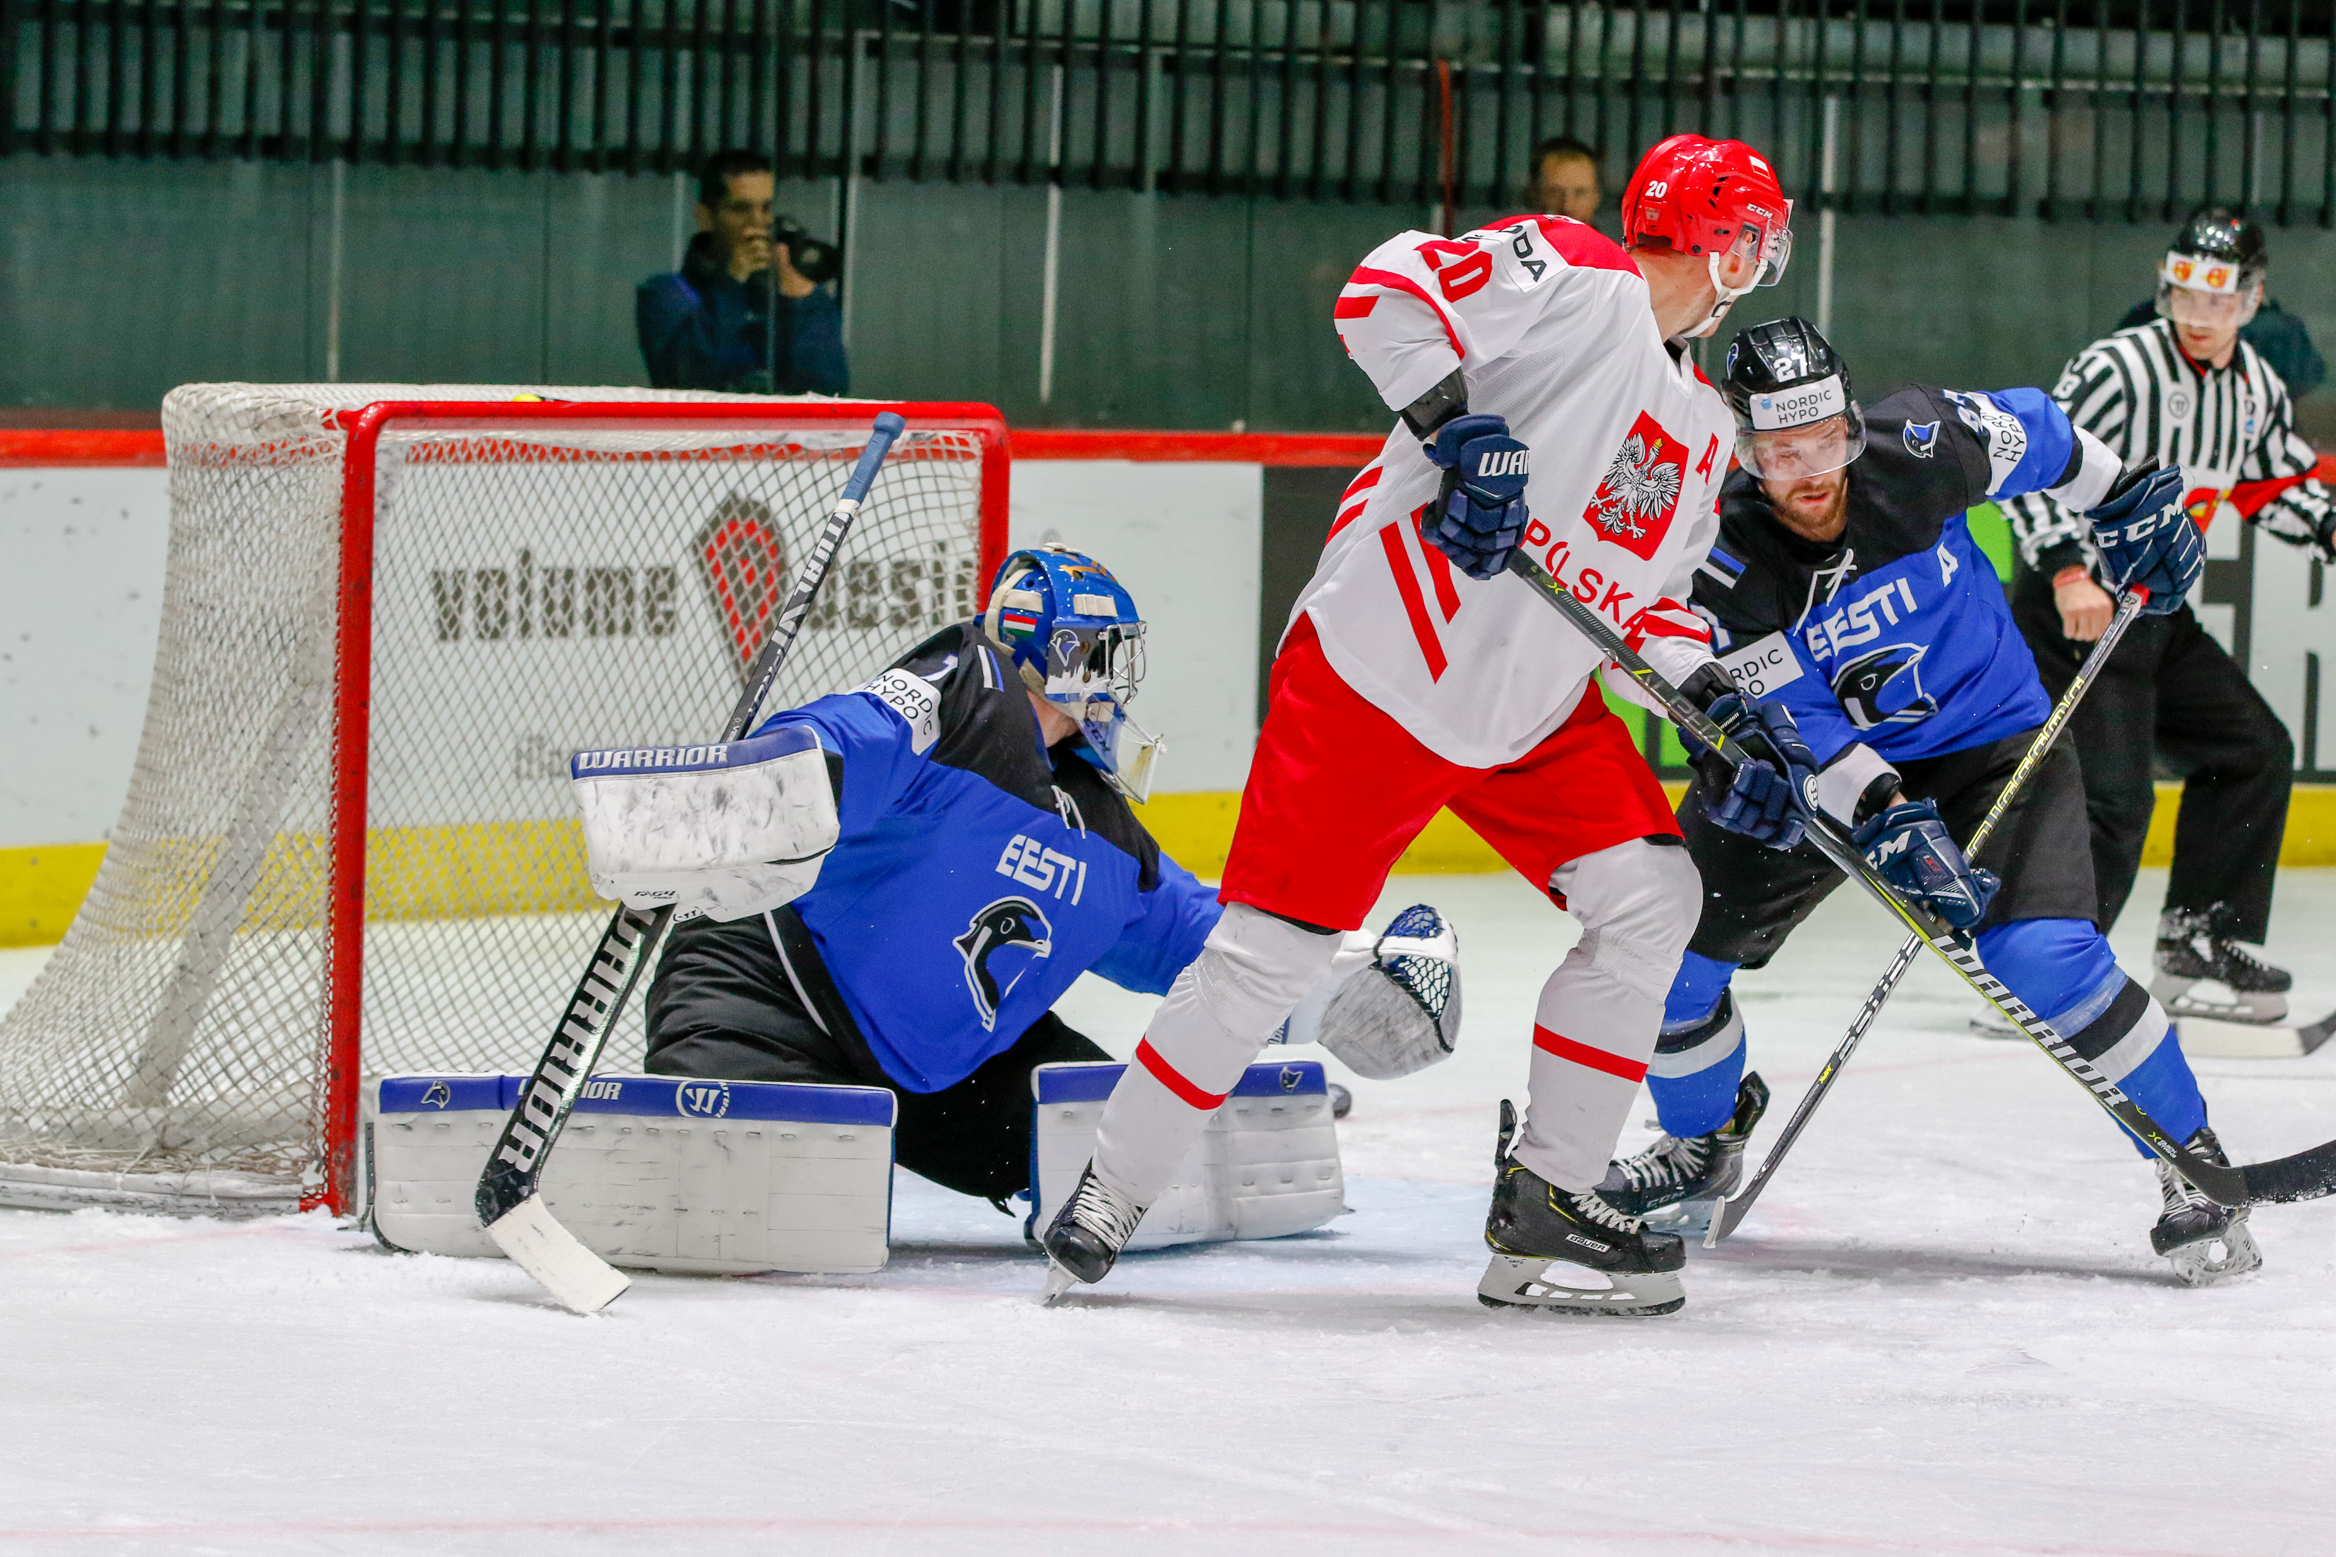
left=1040, top=135, right=1826, bottom=1318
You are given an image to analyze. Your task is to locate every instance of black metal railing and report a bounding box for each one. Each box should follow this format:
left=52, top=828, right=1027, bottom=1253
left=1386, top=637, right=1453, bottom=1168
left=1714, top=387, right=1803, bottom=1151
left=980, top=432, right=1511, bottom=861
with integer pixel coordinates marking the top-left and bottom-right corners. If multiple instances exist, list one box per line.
left=8, top=0, right=2335, bottom=222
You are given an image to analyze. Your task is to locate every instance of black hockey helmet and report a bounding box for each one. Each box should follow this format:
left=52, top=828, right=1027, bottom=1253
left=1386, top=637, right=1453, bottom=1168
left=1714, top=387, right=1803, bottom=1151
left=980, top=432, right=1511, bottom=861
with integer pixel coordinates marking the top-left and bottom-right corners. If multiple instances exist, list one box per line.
left=2156, top=206, right=2267, bottom=329
left=1722, top=317, right=1867, bottom=480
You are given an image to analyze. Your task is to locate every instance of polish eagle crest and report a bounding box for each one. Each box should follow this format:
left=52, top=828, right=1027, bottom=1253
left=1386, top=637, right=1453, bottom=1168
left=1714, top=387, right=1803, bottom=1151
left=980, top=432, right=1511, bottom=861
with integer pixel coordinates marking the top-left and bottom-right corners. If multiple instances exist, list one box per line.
left=1582, top=412, right=1690, bottom=560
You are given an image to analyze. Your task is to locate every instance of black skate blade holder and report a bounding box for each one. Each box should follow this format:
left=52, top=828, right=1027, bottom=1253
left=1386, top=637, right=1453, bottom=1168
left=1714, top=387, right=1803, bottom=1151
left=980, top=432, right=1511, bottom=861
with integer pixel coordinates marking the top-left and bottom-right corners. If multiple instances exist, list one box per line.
left=1503, top=548, right=2336, bottom=1214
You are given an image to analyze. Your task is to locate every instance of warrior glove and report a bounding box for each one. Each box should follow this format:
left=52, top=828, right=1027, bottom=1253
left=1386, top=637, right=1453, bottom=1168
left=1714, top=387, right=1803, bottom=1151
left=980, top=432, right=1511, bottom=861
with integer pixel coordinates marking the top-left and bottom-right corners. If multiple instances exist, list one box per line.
left=2085, top=464, right=2199, bottom=615
left=1685, top=670, right=1819, bottom=852
left=1852, top=798, right=2000, bottom=930
left=1421, top=414, right=1532, bottom=581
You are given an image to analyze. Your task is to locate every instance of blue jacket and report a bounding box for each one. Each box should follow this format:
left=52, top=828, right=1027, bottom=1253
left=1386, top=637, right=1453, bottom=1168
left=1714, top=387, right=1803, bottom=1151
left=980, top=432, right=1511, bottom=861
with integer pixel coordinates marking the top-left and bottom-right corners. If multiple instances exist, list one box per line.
left=637, top=234, right=850, bottom=395
left=761, top=622, right=1220, bottom=1093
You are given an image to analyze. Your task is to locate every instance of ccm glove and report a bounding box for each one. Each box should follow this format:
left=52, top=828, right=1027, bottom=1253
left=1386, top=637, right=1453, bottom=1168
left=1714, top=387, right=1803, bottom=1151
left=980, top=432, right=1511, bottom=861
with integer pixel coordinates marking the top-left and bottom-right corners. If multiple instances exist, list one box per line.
left=1421, top=413, right=1532, bottom=581
left=1851, top=798, right=2001, bottom=930
left=1697, top=688, right=1820, bottom=852
left=2085, top=464, right=2199, bottom=616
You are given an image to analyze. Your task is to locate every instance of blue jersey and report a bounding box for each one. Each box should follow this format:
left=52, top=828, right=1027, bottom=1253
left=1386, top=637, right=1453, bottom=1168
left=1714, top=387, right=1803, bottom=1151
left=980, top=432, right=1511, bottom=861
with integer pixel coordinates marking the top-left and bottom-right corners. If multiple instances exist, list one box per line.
left=757, top=622, right=1219, bottom=1093
left=1692, top=385, right=2106, bottom=819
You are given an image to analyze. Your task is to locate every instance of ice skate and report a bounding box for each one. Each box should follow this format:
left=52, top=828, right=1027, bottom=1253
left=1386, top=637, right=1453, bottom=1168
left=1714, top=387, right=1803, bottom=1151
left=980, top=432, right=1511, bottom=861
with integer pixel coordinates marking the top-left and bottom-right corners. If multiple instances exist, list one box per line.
left=1596, top=1073, right=1770, bottom=1235
left=1479, top=1101, right=1686, bottom=1317
left=1038, top=1161, right=1146, bottom=1304
left=2152, top=905, right=2291, bottom=1025
left=2151, top=1125, right=2264, bottom=1287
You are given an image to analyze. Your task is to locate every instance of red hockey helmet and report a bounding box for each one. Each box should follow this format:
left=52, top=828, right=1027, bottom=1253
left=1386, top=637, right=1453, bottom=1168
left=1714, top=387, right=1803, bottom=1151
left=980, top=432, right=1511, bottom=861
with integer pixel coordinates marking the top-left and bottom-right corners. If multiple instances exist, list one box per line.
left=1623, top=135, right=1794, bottom=336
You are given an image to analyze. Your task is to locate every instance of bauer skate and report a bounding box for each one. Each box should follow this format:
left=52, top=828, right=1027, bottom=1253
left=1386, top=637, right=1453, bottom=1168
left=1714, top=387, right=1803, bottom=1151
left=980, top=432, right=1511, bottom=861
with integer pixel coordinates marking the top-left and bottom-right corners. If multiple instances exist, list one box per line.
left=2152, top=905, right=2291, bottom=1026
left=1595, top=1073, right=1770, bottom=1236
left=1479, top=1100, right=1686, bottom=1317
left=2151, top=1125, right=2264, bottom=1287
left=1038, top=1161, right=1146, bottom=1304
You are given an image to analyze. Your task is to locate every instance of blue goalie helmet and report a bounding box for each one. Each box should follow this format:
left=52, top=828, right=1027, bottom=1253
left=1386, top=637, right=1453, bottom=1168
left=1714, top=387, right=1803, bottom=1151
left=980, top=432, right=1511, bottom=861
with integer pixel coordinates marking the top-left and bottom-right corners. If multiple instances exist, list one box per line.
left=982, top=545, right=1165, bottom=801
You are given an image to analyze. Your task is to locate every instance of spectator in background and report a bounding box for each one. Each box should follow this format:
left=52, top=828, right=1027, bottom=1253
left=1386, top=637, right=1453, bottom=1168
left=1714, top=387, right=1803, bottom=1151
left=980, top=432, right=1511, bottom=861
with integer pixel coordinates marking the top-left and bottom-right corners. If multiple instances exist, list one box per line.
left=1522, top=136, right=1603, bottom=225
left=637, top=149, right=849, bottom=395
left=2115, top=207, right=2324, bottom=397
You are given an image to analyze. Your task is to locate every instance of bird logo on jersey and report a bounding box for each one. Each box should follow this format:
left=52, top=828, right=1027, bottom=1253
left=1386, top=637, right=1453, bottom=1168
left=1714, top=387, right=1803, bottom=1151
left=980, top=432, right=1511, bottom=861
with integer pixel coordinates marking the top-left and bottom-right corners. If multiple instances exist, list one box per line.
left=1903, top=420, right=1940, bottom=459
left=1584, top=412, right=1688, bottom=561
left=1833, top=643, right=1939, bottom=730
left=955, top=897, right=1055, bottom=1031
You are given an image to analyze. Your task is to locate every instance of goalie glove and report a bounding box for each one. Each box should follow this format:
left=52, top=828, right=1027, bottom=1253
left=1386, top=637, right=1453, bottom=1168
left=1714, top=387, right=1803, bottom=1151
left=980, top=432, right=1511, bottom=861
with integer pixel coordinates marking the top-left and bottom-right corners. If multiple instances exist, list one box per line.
left=1273, top=904, right=1462, bottom=1079
left=571, top=725, right=840, bottom=922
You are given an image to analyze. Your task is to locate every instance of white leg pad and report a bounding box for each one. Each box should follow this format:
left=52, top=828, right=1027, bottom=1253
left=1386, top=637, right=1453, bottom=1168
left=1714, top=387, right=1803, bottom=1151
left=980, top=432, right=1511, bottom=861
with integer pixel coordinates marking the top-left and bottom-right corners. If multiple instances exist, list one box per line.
left=1032, top=1060, right=1344, bottom=1249
left=366, top=1074, right=895, bottom=1275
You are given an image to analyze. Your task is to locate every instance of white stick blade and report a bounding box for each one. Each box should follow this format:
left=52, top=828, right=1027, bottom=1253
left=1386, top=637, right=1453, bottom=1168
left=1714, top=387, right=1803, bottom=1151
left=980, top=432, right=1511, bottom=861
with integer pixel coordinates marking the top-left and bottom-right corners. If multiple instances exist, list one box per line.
left=485, top=1196, right=632, bottom=1314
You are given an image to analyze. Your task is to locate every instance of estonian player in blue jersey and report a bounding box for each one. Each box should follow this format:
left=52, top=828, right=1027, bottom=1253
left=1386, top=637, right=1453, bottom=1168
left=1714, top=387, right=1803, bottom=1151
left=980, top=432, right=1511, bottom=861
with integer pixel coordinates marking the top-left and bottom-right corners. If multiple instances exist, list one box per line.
left=623, top=546, right=1453, bottom=1214
left=1606, top=318, right=2259, bottom=1284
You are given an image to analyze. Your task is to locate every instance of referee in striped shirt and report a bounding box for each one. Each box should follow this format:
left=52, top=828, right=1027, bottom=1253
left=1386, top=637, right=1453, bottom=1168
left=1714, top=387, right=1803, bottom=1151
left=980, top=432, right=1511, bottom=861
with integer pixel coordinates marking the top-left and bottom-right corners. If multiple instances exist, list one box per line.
left=2004, top=208, right=2336, bottom=1025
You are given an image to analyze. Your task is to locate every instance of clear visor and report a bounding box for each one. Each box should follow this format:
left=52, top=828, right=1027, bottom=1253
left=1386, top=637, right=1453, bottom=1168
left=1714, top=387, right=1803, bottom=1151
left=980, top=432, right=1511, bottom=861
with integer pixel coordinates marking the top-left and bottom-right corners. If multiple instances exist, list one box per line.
left=1734, top=406, right=1867, bottom=480
left=2158, top=281, right=2261, bottom=330
left=1724, top=216, right=1794, bottom=289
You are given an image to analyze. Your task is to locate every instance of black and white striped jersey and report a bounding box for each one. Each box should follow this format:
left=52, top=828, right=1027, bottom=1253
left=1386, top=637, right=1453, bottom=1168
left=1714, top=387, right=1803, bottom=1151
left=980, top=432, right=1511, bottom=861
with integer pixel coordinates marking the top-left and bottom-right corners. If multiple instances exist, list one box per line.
left=2002, top=316, right=2335, bottom=580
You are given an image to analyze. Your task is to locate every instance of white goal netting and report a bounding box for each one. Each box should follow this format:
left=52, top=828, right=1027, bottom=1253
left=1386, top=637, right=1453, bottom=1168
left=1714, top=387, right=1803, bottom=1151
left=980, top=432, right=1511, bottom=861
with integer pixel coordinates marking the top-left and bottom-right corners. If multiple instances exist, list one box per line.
left=0, top=386, right=1001, bottom=1213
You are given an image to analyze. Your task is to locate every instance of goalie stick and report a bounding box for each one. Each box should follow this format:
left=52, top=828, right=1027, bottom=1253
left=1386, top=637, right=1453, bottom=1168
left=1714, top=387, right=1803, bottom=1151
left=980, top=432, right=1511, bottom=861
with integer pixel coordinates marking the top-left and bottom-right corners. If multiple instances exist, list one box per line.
left=1506, top=549, right=2336, bottom=1214
left=473, top=411, right=907, bottom=1314
left=1706, top=587, right=2145, bottom=1245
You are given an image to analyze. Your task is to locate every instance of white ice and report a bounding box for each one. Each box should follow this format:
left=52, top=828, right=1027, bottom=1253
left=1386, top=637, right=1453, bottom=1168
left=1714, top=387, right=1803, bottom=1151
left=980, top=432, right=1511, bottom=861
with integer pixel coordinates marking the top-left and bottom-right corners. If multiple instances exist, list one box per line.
left=1, top=867, right=2332, bottom=1556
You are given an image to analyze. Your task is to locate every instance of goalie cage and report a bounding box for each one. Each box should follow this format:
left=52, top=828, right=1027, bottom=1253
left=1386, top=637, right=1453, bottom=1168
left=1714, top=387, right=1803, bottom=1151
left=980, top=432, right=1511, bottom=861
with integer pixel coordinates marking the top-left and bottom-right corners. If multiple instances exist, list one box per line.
left=0, top=386, right=1007, bottom=1218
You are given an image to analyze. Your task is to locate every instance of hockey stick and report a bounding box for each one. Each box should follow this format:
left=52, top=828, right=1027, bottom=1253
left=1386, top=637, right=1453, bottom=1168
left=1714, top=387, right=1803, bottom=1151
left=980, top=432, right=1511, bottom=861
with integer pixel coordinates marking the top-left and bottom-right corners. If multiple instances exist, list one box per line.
left=474, top=412, right=907, bottom=1314
left=1507, top=549, right=2336, bottom=1212
left=1705, top=586, right=2146, bottom=1245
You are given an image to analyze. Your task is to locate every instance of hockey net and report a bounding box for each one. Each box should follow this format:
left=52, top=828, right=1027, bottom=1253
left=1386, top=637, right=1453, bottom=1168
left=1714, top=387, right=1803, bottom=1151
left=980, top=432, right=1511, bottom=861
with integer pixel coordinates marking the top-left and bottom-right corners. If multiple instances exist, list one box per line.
left=0, top=387, right=1007, bottom=1215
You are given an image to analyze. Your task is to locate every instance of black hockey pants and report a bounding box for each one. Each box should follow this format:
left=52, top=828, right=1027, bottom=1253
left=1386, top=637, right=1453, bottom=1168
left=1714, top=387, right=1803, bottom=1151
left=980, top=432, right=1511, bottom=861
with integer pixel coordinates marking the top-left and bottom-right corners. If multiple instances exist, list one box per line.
left=1681, top=726, right=2099, bottom=969
left=2010, top=566, right=2292, bottom=943
left=643, top=906, right=1108, bottom=1202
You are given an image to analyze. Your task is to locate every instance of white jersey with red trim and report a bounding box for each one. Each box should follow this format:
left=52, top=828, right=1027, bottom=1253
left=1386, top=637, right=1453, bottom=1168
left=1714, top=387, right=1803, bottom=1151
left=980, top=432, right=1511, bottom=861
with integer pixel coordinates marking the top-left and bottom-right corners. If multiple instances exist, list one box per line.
left=1290, top=215, right=1733, bottom=769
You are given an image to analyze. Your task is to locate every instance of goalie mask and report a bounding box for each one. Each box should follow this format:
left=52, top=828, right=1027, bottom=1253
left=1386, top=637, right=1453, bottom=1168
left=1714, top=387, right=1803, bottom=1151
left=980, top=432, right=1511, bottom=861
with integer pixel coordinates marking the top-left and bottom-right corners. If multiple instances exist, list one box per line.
left=983, top=546, right=1165, bottom=802
left=1723, top=316, right=1867, bottom=481
left=2155, top=205, right=2268, bottom=332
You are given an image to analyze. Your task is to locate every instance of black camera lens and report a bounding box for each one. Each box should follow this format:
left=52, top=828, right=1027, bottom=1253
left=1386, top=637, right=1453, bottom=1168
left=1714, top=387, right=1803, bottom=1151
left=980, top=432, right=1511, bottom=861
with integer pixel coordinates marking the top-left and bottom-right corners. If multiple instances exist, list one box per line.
left=774, top=216, right=843, bottom=286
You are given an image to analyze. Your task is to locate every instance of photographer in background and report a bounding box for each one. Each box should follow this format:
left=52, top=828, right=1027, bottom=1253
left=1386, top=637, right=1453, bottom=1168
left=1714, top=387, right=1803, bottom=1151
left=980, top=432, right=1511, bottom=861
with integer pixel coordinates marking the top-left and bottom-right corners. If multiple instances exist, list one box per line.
left=637, top=149, right=849, bottom=395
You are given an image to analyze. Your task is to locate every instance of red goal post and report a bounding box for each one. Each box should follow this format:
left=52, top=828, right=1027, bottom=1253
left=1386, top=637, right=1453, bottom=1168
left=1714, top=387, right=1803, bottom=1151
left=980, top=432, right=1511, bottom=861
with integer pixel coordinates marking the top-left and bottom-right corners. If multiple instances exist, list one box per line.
left=0, top=390, right=1008, bottom=1217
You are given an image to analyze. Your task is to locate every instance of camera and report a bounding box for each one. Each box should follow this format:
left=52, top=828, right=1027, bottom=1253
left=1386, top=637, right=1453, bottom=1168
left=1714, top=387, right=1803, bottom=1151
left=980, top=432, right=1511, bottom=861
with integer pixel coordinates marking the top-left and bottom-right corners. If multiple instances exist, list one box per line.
left=774, top=216, right=842, bottom=286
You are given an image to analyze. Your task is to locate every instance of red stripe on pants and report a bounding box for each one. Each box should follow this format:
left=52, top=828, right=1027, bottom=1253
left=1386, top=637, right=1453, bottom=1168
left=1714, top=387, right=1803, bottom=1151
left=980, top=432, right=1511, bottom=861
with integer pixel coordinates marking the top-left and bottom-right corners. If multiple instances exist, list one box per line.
left=1136, top=1038, right=1231, bottom=1110
left=1532, top=1025, right=1649, bottom=1083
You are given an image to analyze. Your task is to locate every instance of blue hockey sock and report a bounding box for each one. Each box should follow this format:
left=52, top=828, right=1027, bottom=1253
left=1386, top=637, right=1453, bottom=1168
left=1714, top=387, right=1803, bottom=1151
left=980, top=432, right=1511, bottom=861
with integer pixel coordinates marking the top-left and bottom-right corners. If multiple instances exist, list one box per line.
left=1648, top=952, right=1746, bottom=1139
left=1977, top=917, right=2207, bottom=1156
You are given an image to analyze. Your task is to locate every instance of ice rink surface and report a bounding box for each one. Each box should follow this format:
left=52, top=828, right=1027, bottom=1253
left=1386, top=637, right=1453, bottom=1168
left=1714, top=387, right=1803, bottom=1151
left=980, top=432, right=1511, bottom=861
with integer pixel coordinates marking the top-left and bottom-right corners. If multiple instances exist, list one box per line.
left=1, top=867, right=2332, bottom=1557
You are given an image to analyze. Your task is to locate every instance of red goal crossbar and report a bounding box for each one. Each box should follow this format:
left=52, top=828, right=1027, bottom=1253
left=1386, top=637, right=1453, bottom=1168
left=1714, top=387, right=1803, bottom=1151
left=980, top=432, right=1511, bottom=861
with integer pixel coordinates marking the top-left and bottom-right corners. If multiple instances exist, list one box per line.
left=318, top=400, right=1010, bottom=1211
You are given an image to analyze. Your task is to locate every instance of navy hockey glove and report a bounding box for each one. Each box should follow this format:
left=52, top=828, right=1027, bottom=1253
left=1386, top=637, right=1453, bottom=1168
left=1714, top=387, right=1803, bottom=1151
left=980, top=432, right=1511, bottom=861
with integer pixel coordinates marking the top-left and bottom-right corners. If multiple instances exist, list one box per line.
left=2085, top=464, right=2199, bottom=616
left=1851, top=798, right=2001, bottom=930
left=1421, top=414, right=1532, bottom=581
left=1699, top=691, right=1820, bottom=852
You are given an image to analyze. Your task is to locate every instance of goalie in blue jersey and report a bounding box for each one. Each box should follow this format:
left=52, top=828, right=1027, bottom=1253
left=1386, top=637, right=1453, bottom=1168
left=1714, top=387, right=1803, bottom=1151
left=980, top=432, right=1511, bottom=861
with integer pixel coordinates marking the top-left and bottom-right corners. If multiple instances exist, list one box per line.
left=571, top=545, right=1460, bottom=1216
left=1601, top=318, right=2257, bottom=1284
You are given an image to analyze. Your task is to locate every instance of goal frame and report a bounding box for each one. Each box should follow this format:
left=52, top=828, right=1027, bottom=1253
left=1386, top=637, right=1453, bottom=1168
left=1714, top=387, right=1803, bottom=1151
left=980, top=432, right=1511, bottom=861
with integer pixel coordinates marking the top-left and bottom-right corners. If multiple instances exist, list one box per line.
left=317, top=398, right=1010, bottom=1212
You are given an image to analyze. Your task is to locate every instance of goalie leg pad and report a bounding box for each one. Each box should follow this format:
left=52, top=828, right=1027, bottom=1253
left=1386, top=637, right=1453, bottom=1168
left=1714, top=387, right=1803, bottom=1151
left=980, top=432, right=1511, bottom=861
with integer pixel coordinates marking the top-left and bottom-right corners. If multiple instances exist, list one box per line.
left=1277, top=904, right=1463, bottom=1079
left=367, top=1073, right=894, bottom=1274
left=1030, top=1060, right=1344, bottom=1249
left=572, top=724, right=839, bottom=921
